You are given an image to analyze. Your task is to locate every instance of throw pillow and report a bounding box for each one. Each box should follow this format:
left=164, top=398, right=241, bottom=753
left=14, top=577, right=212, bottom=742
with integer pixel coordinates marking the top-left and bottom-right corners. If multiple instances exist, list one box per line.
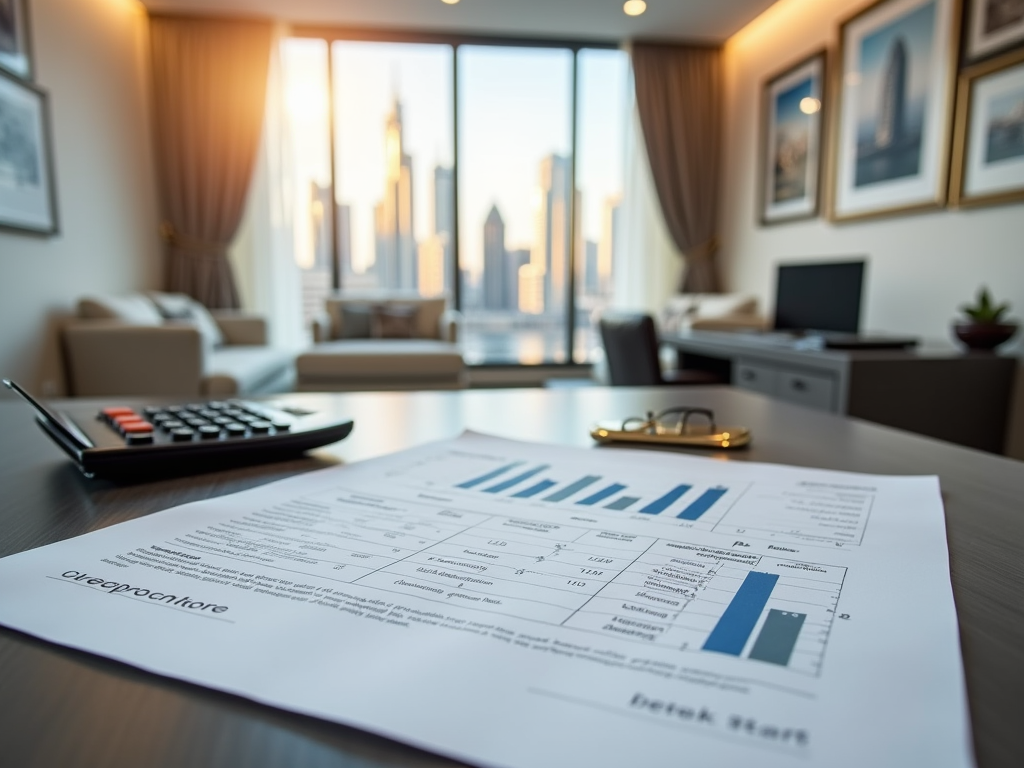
left=340, top=305, right=374, bottom=339
left=77, top=295, right=164, bottom=325
left=371, top=305, right=419, bottom=339
left=148, top=292, right=226, bottom=348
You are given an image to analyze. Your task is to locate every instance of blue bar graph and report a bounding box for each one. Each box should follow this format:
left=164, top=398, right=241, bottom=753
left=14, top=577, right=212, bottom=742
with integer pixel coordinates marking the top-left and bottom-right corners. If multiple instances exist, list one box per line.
left=544, top=475, right=601, bottom=502
left=483, top=465, right=550, bottom=493
left=577, top=483, right=627, bottom=506
left=678, top=487, right=728, bottom=520
left=457, top=461, right=524, bottom=489
left=513, top=480, right=558, bottom=498
left=702, top=571, right=779, bottom=656
left=606, top=496, right=640, bottom=511
left=639, top=484, right=692, bottom=515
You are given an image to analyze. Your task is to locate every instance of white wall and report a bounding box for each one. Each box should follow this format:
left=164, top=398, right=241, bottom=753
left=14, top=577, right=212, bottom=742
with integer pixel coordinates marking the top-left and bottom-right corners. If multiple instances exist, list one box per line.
left=0, top=0, right=159, bottom=395
left=719, top=0, right=1024, bottom=457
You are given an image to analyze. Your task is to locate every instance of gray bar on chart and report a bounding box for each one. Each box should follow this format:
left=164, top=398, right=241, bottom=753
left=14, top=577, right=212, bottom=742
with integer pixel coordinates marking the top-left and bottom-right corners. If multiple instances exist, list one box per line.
left=513, top=480, right=557, bottom=498
left=606, top=496, right=640, bottom=511
left=748, top=609, right=806, bottom=666
left=543, top=475, right=601, bottom=502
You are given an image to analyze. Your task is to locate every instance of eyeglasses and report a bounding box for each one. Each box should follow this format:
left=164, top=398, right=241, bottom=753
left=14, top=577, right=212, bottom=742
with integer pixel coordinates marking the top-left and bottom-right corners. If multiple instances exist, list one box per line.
left=590, top=406, right=750, bottom=449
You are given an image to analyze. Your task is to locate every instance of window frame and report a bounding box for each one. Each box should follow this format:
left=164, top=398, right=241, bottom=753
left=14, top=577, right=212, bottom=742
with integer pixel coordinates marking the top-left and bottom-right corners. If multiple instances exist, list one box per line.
left=290, top=25, right=621, bottom=366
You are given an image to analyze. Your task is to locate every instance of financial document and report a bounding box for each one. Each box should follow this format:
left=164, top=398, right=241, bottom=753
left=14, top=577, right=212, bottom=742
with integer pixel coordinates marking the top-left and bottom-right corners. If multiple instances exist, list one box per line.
left=0, top=433, right=973, bottom=767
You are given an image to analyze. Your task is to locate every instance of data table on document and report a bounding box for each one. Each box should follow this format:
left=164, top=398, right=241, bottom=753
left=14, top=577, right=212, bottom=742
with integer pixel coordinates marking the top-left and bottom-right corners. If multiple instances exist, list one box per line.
left=174, top=485, right=845, bottom=676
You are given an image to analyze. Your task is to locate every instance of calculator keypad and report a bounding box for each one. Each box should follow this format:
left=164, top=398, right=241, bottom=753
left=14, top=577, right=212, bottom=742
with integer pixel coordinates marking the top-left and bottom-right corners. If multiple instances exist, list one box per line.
left=97, top=401, right=293, bottom=445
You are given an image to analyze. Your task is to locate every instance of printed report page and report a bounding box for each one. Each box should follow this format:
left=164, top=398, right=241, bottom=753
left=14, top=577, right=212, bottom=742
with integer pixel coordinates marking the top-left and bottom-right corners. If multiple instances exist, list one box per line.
left=0, top=433, right=973, bottom=768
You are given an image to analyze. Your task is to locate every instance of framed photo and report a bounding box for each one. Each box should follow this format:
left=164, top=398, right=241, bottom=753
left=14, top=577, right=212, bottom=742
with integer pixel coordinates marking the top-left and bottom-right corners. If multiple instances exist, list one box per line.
left=829, top=0, right=961, bottom=221
left=759, top=51, right=827, bottom=225
left=0, top=0, right=32, bottom=79
left=0, top=68, right=58, bottom=235
left=965, top=0, right=1024, bottom=62
left=949, top=47, right=1024, bottom=206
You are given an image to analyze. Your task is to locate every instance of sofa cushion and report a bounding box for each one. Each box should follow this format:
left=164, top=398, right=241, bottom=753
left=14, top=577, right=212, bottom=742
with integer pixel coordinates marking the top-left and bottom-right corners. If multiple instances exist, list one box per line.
left=149, top=291, right=225, bottom=348
left=297, top=340, right=464, bottom=379
left=371, top=305, right=419, bottom=339
left=204, top=345, right=293, bottom=395
left=78, top=295, right=164, bottom=326
left=339, top=305, right=374, bottom=339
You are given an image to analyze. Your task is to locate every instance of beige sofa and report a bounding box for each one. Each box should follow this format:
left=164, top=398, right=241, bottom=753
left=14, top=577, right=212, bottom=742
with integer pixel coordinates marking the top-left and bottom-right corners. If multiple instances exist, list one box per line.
left=62, top=293, right=293, bottom=397
left=297, top=293, right=465, bottom=392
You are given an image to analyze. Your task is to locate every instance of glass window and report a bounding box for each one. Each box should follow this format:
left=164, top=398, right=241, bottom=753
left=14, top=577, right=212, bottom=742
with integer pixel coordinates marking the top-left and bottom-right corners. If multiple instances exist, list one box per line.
left=280, top=38, right=331, bottom=325
left=575, top=48, right=629, bottom=363
left=457, top=46, right=574, bottom=364
left=332, top=42, right=454, bottom=297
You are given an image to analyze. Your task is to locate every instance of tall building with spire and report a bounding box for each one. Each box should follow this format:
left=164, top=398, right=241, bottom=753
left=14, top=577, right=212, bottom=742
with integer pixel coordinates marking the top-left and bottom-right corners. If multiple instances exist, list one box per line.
left=374, top=99, right=417, bottom=290
left=483, top=205, right=506, bottom=310
left=532, top=154, right=572, bottom=314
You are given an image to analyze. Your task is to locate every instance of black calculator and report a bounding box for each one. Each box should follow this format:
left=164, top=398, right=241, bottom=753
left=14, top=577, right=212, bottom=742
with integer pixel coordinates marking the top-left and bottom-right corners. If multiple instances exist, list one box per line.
left=4, top=380, right=354, bottom=478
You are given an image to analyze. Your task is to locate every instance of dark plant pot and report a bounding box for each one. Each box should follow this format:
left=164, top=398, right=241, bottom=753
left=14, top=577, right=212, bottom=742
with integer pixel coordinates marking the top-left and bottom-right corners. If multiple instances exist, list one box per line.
left=953, top=322, right=1018, bottom=351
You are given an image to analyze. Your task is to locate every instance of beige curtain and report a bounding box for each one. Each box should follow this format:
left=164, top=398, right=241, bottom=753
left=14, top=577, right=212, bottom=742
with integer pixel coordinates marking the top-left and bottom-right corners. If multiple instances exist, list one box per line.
left=149, top=16, right=273, bottom=309
left=631, top=43, right=722, bottom=293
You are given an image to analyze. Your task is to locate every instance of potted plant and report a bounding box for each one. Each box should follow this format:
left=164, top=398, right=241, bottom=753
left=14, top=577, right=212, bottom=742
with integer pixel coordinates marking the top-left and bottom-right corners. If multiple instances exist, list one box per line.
left=954, top=287, right=1019, bottom=351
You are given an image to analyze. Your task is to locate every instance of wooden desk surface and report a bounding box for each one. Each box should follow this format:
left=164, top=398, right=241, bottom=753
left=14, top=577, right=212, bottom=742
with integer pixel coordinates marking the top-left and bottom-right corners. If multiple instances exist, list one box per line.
left=1, top=386, right=1022, bottom=768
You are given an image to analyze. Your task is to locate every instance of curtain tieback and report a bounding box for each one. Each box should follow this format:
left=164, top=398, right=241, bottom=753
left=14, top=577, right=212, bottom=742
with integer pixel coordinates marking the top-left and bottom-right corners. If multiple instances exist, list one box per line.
left=686, top=237, right=718, bottom=264
left=160, top=222, right=227, bottom=257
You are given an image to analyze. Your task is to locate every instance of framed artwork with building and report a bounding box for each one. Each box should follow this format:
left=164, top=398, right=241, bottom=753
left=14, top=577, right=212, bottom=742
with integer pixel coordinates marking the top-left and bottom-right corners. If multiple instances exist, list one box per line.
left=949, top=47, right=1024, bottom=206
left=0, top=0, right=32, bottom=79
left=829, top=0, right=961, bottom=221
left=0, top=68, right=58, bottom=235
left=759, top=50, right=827, bottom=225
left=965, top=0, right=1024, bottom=63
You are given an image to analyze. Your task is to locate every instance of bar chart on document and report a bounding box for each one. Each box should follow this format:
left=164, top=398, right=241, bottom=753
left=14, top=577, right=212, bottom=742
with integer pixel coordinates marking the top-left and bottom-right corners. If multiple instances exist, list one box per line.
left=271, top=441, right=847, bottom=677
left=385, top=444, right=875, bottom=546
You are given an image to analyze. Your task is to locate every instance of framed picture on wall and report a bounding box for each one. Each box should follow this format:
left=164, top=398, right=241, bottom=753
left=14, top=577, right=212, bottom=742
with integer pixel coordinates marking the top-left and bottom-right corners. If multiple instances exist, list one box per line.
left=829, top=0, right=961, bottom=221
left=949, top=47, right=1024, bottom=206
left=965, top=0, right=1024, bottom=63
left=0, top=68, right=58, bottom=235
left=759, top=50, right=827, bottom=225
left=0, top=0, right=32, bottom=79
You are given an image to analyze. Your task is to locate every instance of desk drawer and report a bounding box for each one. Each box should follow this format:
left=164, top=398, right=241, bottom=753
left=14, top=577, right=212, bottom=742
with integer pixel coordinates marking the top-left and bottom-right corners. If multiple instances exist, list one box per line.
left=734, top=362, right=779, bottom=396
left=777, top=370, right=836, bottom=412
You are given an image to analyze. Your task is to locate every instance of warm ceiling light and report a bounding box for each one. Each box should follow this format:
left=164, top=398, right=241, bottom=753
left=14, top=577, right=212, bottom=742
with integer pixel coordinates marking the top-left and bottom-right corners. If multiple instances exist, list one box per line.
left=799, top=97, right=821, bottom=115
left=623, top=0, right=647, bottom=16
left=441, top=0, right=460, bottom=4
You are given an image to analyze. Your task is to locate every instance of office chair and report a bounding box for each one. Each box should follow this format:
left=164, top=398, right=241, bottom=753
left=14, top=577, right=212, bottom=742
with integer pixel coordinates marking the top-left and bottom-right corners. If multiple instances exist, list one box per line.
left=599, top=312, right=723, bottom=387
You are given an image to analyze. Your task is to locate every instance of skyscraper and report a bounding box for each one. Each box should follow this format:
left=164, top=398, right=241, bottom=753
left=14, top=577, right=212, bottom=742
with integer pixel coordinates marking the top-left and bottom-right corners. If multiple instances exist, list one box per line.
left=337, top=203, right=352, bottom=280
left=505, top=248, right=531, bottom=311
left=597, top=196, right=620, bottom=297
left=374, top=99, right=417, bottom=290
left=435, top=166, right=454, bottom=293
left=876, top=38, right=908, bottom=150
left=532, top=154, right=572, bottom=315
left=310, top=182, right=333, bottom=270
left=483, top=205, right=506, bottom=310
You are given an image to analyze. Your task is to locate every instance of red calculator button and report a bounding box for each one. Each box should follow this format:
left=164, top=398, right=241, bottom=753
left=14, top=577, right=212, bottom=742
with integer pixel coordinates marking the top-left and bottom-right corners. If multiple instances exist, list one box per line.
left=102, top=407, right=136, bottom=419
left=113, top=414, right=144, bottom=426
left=121, top=422, right=153, bottom=434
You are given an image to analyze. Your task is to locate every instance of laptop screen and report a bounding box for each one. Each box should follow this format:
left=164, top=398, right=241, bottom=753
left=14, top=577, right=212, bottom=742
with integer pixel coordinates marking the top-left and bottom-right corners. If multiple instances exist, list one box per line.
left=773, top=260, right=865, bottom=334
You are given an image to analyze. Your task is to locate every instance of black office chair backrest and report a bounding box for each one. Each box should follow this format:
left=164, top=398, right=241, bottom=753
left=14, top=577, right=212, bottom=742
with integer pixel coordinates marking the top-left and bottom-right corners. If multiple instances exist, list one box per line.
left=599, top=312, right=663, bottom=386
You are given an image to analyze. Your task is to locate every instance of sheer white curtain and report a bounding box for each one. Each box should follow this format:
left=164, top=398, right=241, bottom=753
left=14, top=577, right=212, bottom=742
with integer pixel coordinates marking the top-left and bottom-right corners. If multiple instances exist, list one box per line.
left=229, top=25, right=307, bottom=350
left=612, top=71, right=684, bottom=315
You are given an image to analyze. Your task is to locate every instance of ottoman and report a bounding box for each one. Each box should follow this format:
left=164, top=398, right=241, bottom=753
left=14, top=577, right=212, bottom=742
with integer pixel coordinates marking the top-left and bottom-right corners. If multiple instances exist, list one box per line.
left=296, top=339, right=466, bottom=392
